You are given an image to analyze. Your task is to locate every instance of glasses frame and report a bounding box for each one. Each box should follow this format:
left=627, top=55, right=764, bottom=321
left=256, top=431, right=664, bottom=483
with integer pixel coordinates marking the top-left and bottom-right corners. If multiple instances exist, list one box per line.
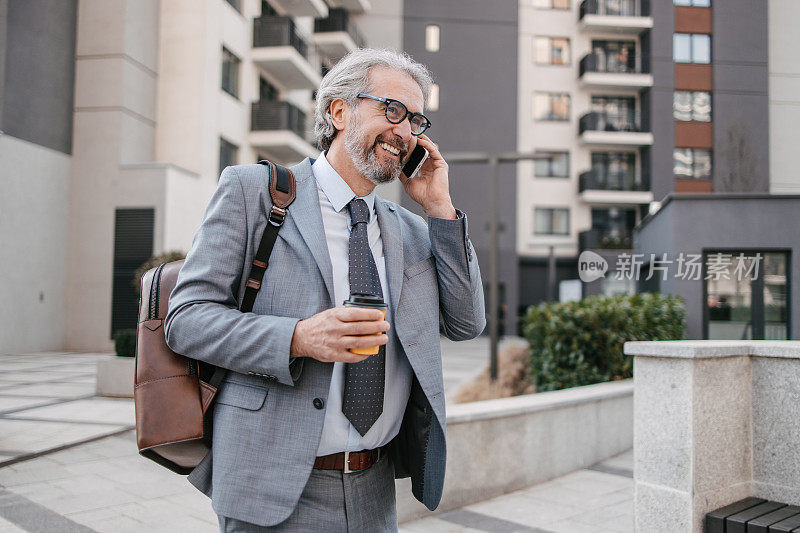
left=356, top=92, right=431, bottom=135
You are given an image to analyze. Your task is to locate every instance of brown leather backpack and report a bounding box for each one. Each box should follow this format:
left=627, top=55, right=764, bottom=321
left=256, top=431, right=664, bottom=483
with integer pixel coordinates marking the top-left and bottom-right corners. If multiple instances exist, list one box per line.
left=134, top=160, right=295, bottom=474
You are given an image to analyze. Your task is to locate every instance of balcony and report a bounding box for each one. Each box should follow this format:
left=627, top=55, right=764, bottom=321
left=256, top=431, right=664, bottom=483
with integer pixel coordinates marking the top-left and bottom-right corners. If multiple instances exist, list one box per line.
left=578, top=170, right=653, bottom=205
left=579, top=228, right=632, bottom=251
left=312, top=8, right=366, bottom=61
left=252, top=17, right=321, bottom=91
left=579, top=0, right=652, bottom=33
left=578, top=112, right=653, bottom=146
left=249, top=100, right=317, bottom=163
left=267, top=0, right=328, bottom=18
left=579, top=53, right=653, bottom=89
left=324, top=0, right=371, bottom=14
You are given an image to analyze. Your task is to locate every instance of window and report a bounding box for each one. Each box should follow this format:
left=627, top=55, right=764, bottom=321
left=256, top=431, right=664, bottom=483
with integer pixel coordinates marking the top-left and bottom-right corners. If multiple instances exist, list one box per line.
left=673, top=91, right=711, bottom=121
left=591, top=40, right=636, bottom=73
left=598, top=0, right=638, bottom=16
left=259, top=77, right=278, bottom=102
left=591, top=207, right=636, bottom=246
left=534, top=152, right=569, bottom=178
left=531, top=0, right=570, bottom=10
left=674, top=148, right=712, bottom=179
left=534, top=37, right=571, bottom=65
left=535, top=208, right=570, bottom=235
left=219, top=137, right=239, bottom=176
left=221, top=47, right=240, bottom=98
left=428, top=84, right=440, bottom=111
left=673, top=33, right=711, bottom=64
left=591, top=96, right=636, bottom=130
left=533, top=92, right=571, bottom=121
left=674, top=0, right=710, bottom=6
left=591, top=152, right=636, bottom=189
left=425, top=25, right=440, bottom=52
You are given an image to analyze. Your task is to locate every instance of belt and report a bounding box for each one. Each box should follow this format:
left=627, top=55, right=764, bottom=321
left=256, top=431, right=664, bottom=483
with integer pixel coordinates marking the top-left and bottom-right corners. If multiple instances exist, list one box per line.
left=313, top=447, right=386, bottom=474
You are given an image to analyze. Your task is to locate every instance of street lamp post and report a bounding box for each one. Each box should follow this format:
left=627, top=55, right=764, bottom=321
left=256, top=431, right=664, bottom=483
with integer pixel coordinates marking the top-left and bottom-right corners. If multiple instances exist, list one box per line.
left=443, top=151, right=554, bottom=381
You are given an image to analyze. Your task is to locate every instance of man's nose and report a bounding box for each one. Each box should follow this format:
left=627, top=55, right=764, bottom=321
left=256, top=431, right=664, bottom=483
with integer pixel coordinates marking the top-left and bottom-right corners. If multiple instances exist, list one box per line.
left=390, top=116, right=413, bottom=140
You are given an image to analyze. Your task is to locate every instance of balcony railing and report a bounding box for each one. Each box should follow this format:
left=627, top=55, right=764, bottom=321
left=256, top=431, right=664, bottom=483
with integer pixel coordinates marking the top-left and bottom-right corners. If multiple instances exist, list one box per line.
left=579, top=0, right=650, bottom=18
left=253, top=16, right=309, bottom=59
left=314, top=8, right=366, bottom=48
left=579, top=52, right=648, bottom=77
left=579, top=170, right=649, bottom=193
left=579, top=228, right=633, bottom=251
left=251, top=100, right=307, bottom=140
left=579, top=112, right=643, bottom=134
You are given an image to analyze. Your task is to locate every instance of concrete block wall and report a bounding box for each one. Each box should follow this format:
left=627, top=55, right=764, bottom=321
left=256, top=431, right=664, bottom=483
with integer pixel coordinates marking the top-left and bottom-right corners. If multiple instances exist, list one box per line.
left=627, top=340, right=800, bottom=531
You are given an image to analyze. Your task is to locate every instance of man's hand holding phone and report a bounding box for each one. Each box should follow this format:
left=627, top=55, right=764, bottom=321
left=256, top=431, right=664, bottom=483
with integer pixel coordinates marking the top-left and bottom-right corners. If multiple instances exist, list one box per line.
left=399, top=134, right=456, bottom=220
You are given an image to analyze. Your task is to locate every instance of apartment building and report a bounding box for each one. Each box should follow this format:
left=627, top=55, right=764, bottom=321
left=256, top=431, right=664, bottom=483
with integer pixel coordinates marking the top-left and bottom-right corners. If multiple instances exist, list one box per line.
left=1, top=0, right=386, bottom=353
left=401, top=0, right=800, bottom=337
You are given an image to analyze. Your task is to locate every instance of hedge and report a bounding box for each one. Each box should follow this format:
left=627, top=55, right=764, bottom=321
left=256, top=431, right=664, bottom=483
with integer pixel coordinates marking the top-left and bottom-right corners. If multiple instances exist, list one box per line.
left=133, top=250, right=186, bottom=294
left=113, top=329, right=137, bottom=357
left=521, top=293, right=685, bottom=392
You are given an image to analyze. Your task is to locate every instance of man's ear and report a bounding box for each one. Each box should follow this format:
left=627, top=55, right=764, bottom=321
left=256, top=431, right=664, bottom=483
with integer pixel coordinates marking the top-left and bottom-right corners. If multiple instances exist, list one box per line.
left=329, top=98, right=348, bottom=132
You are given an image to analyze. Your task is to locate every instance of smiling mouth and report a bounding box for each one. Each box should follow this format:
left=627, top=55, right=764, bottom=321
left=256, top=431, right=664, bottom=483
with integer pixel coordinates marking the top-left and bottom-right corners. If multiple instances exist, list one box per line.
left=377, top=141, right=401, bottom=156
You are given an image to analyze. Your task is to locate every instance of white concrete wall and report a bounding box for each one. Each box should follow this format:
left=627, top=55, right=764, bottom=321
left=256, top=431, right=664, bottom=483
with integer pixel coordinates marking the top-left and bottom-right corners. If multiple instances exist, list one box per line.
left=0, top=135, right=70, bottom=354
left=397, top=380, right=634, bottom=523
left=768, top=0, right=800, bottom=193
left=155, top=0, right=254, bottom=187
left=67, top=0, right=162, bottom=351
left=154, top=0, right=209, bottom=177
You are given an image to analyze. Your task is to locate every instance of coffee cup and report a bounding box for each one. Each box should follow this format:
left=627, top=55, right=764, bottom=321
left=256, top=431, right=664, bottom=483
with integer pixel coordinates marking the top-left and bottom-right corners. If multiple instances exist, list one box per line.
left=343, top=293, right=388, bottom=356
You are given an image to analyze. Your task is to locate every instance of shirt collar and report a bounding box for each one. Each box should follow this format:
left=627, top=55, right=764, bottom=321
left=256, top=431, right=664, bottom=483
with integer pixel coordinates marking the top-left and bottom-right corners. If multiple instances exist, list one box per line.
left=312, top=151, right=376, bottom=219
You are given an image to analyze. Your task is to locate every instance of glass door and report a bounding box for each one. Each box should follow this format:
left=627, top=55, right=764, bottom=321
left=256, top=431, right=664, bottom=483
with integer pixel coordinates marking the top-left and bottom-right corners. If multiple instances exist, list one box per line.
left=705, top=251, right=789, bottom=340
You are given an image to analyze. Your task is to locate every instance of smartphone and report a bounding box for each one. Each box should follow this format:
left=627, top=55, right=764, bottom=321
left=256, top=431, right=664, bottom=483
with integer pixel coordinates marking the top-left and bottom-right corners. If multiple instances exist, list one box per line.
left=402, top=145, right=429, bottom=178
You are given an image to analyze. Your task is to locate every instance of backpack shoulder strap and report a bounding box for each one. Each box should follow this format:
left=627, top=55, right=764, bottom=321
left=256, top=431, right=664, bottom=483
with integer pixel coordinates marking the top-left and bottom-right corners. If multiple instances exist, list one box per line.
left=239, top=160, right=297, bottom=314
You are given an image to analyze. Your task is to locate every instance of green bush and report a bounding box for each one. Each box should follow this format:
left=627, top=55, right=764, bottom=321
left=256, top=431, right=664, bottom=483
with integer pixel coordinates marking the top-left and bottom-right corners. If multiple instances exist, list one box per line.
left=521, top=293, right=685, bottom=392
left=113, top=329, right=137, bottom=357
left=133, top=250, right=186, bottom=294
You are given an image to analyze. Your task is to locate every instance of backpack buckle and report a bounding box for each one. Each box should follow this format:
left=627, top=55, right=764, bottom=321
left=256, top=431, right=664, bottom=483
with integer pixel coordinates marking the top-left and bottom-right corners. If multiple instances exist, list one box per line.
left=268, top=206, right=286, bottom=227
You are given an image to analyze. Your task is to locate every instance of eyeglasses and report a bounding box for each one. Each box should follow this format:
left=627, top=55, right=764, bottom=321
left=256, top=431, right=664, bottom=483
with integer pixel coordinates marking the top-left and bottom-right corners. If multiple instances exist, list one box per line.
left=357, top=93, right=431, bottom=135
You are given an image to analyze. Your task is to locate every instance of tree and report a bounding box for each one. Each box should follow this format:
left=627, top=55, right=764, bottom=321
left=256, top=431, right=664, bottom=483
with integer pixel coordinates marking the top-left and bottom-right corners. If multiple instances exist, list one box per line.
left=133, top=250, right=186, bottom=294
left=719, top=121, right=764, bottom=192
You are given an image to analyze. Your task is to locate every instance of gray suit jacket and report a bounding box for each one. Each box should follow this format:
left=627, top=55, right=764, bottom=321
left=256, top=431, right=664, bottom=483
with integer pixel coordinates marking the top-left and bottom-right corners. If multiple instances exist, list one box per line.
left=164, top=158, right=485, bottom=527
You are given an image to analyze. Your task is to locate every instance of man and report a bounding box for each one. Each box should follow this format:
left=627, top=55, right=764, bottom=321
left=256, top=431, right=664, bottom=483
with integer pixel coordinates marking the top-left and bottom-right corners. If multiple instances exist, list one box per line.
left=165, top=48, right=485, bottom=531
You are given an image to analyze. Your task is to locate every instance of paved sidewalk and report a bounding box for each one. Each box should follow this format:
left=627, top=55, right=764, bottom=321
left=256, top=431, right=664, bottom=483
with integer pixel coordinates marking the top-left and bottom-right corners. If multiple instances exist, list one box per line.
left=0, top=343, right=634, bottom=532
left=0, top=337, right=495, bottom=467
left=400, top=451, right=633, bottom=533
left=0, top=353, right=134, bottom=468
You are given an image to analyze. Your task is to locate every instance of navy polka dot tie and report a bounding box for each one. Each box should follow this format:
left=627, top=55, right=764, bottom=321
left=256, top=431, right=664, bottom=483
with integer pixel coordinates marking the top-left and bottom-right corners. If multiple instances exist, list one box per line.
left=342, top=198, right=385, bottom=436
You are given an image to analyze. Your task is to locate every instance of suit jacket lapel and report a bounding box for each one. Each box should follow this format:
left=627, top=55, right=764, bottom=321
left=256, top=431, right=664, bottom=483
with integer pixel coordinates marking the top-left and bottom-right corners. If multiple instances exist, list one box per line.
left=376, top=198, right=403, bottom=314
left=282, top=159, right=335, bottom=306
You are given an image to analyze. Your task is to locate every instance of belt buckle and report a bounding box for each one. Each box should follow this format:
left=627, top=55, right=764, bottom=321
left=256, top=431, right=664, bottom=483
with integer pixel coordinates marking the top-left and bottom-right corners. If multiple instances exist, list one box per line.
left=343, top=451, right=352, bottom=474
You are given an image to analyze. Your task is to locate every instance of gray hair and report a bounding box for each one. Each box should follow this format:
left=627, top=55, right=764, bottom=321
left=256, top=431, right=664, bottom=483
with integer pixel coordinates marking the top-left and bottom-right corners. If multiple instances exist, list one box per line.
left=313, top=48, right=434, bottom=151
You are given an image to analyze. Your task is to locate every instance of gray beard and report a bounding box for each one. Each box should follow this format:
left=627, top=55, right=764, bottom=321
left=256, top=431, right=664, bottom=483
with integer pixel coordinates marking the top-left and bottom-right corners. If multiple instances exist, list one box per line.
left=344, top=116, right=404, bottom=186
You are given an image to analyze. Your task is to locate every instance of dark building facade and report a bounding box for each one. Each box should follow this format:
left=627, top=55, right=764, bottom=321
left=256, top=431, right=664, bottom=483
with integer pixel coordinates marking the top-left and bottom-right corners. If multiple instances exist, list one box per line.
left=401, top=0, right=519, bottom=334
left=634, top=194, right=798, bottom=340
left=0, top=0, right=78, bottom=154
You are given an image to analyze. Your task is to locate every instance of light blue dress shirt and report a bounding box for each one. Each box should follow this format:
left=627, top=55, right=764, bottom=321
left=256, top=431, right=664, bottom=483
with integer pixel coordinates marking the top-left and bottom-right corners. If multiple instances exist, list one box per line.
left=312, top=152, right=414, bottom=456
